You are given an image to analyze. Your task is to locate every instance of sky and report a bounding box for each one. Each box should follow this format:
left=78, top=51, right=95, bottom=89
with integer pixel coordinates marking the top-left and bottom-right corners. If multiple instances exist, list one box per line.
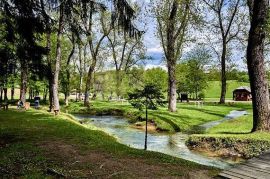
left=132, top=0, right=249, bottom=71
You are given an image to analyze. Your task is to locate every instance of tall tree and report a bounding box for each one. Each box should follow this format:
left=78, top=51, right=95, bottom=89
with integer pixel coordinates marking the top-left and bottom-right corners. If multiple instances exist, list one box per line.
left=108, top=31, right=145, bottom=99
left=2, top=0, right=47, bottom=104
left=247, top=0, right=270, bottom=131
left=153, top=0, right=193, bottom=112
left=202, top=0, right=245, bottom=104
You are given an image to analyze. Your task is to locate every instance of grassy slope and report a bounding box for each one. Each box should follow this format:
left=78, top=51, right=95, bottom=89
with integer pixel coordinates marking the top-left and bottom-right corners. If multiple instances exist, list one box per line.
left=205, top=80, right=250, bottom=99
left=65, top=101, right=252, bottom=133
left=201, top=111, right=270, bottom=141
left=0, top=109, right=218, bottom=178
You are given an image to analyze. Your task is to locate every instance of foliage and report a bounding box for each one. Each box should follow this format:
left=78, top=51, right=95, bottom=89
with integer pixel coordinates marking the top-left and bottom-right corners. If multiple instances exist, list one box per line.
left=128, top=84, right=165, bottom=111
left=144, top=68, right=168, bottom=92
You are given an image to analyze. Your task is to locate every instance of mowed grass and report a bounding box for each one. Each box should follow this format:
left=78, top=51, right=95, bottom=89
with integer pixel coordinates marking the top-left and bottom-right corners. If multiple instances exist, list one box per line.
left=0, top=109, right=218, bottom=178
left=205, top=80, right=250, bottom=99
left=66, top=101, right=252, bottom=132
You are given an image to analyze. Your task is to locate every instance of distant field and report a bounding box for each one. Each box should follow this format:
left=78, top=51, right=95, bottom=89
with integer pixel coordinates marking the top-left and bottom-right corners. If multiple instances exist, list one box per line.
left=205, top=80, right=250, bottom=99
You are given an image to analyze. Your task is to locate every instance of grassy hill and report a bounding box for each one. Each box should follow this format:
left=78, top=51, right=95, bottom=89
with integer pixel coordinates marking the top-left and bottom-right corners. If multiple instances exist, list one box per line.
left=205, top=80, right=250, bottom=99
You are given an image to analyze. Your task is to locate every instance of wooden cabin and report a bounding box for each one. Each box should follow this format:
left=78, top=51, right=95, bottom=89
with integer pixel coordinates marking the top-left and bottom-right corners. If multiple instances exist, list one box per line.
left=233, top=86, right=252, bottom=101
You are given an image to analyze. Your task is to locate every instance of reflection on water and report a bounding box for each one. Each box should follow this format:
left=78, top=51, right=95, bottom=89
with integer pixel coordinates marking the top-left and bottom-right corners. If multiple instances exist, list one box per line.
left=75, top=115, right=242, bottom=169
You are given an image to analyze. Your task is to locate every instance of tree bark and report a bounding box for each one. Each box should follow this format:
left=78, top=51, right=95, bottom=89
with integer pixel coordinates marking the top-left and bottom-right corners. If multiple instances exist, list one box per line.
left=78, top=44, right=83, bottom=102
left=247, top=0, right=270, bottom=131
left=84, top=64, right=95, bottom=106
left=52, top=5, right=64, bottom=114
left=116, top=69, right=122, bottom=99
left=166, top=1, right=178, bottom=112
left=219, top=42, right=227, bottom=104
left=168, top=61, right=177, bottom=112
left=20, top=61, right=28, bottom=104
left=3, top=88, right=8, bottom=102
left=43, top=86, right=48, bottom=102
left=0, top=87, right=3, bottom=102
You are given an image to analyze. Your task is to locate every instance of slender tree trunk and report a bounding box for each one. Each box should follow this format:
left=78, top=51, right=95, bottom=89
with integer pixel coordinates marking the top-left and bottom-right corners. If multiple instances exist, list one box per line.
left=52, top=5, right=64, bottom=114
left=3, top=88, right=8, bottom=102
left=116, top=69, right=122, bottom=99
left=78, top=43, right=83, bottom=102
left=43, top=87, right=48, bottom=102
left=247, top=0, right=270, bottom=131
left=0, top=87, right=3, bottom=102
left=219, top=41, right=227, bottom=104
left=48, top=77, right=54, bottom=112
left=144, top=106, right=148, bottom=150
left=64, top=93, right=69, bottom=106
left=11, top=84, right=14, bottom=101
left=64, top=36, right=75, bottom=106
left=20, top=62, right=28, bottom=104
left=84, top=64, right=95, bottom=106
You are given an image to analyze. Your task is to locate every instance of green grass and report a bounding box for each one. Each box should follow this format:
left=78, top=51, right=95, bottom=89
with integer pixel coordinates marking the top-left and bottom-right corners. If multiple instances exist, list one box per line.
left=0, top=109, right=218, bottom=178
left=65, top=101, right=252, bottom=133
left=205, top=80, right=250, bottom=99
left=202, top=110, right=270, bottom=141
left=187, top=108, right=270, bottom=158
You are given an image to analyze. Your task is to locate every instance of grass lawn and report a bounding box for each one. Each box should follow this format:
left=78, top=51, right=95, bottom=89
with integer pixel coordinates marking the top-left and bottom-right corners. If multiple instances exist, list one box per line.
left=0, top=109, right=219, bottom=178
left=205, top=80, right=250, bottom=99
left=65, top=101, right=252, bottom=133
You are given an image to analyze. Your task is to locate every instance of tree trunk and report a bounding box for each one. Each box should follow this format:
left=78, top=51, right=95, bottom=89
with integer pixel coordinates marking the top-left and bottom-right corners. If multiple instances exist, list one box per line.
left=3, top=88, right=8, bottom=102
left=116, top=69, right=122, bottom=99
left=11, top=85, right=14, bottom=101
left=43, top=87, right=48, bottom=102
left=20, top=62, right=28, bottom=104
left=84, top=65, right=95, bottom=106
left=48, top=77, right=54, bottom=112
left=78, top=44, right=83, bottom=102
left=219, top=41, right=227, bottom=104
left=166, top=0, right=178, bottom=112
left=144, top=106, right=148, bottom=150
left=64, top=93, right=69, bottom=106
left=0, top=87, right=3, bottom=102
left=52, top=5, right=64, bottom=114
left=167, top=61, right=177, bottom=112
left=247, top=0, right=270, bottom=131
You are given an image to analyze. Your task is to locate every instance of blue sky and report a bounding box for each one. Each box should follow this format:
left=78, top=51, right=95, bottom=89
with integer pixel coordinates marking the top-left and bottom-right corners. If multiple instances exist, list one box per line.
left=132, top=0, right=249, bottom=71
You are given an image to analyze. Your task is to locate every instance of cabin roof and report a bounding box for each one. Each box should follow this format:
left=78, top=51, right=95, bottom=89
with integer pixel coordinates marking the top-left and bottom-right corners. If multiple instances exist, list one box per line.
left=233, top=86, right=251, bottom=93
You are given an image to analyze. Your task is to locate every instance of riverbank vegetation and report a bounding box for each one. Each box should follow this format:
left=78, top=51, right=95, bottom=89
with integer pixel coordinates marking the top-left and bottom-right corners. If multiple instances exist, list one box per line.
left=65, top=101, right=252, bottom=133
left=187, top=111, right=270, bottom=159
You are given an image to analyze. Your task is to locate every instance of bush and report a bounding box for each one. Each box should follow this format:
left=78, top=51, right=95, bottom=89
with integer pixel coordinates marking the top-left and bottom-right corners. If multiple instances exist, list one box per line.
left=198, top=92, right=205, bottom=100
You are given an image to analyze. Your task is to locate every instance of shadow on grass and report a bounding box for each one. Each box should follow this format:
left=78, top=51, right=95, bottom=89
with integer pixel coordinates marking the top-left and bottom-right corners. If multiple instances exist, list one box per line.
left=179, top=106, right=227, bottom=118
left=151, top=114, right=181, bottom=132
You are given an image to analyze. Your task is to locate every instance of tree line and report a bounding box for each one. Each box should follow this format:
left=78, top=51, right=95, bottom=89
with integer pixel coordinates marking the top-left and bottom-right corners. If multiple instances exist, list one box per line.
left=0, top=0, right=270, bottom=131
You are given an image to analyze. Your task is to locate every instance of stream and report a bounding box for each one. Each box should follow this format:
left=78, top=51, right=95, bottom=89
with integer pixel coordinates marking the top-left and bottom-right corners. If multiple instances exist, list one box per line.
left=74, top=110, right=247, bottom=169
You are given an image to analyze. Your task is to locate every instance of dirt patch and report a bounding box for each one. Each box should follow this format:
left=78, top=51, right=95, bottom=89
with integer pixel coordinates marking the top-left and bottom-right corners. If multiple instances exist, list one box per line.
left=131, top=122, right=157, bottom=133
left=38, top=140, right=213, bottom=178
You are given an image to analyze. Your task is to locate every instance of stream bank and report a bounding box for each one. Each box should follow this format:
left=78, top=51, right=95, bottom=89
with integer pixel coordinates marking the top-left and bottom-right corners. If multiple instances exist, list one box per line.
left=74, top=113, right=248, bottom=169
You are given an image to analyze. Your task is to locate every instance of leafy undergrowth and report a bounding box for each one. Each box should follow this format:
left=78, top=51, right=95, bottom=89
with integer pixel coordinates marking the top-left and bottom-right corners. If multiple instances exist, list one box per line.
left=187, top=112, right=270, bottom=159
left=0, top=109, right=219, bottom=178
left=64, top=101, right=251, bottom=133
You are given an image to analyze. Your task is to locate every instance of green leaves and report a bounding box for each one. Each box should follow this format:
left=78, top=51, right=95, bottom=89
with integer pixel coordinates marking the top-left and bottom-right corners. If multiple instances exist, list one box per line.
left=128, top=84, right=166, bottom=111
